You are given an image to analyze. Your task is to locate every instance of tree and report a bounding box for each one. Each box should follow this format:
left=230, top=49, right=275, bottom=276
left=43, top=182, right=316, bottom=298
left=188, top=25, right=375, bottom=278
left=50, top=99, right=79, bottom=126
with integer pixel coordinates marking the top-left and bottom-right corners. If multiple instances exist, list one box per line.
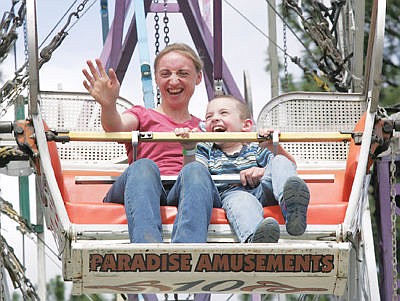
left=47, top=275, right=65, bottom=301
left=275, top=0, right=400, bottom=106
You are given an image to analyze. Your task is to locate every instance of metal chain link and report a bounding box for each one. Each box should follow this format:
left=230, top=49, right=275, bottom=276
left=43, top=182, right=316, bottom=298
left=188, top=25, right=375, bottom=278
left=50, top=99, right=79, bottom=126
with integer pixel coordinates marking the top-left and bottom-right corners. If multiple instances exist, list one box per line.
left=0, top=206, right=4, bottom=301
left=1, top=197, right=39, bottom=300
left=283, top=0, right=352, bottom=91
left=154, top=0, right=160, bottom=55
left=0, top=0, right=90, bottom=117
left=1, top=236, right=40, bottom=300
left=390, top=142, right=398, bottom=300
left=163, top=0, right=170, bottom=46
left=38, top=0, right=89, bottom=68
left=282, top=12, right=289, bottom=92
left=153, top=1, right=162, bottom=105
left=1, top=197, right=34, bottom=234
left=0, top=0, right=25, bottom=63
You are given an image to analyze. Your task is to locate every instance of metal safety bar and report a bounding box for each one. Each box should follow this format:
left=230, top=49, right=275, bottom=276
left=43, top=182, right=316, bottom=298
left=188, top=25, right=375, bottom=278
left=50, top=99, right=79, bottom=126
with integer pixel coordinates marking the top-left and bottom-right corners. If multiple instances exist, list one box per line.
left=49, top=130, right=355, bottom=143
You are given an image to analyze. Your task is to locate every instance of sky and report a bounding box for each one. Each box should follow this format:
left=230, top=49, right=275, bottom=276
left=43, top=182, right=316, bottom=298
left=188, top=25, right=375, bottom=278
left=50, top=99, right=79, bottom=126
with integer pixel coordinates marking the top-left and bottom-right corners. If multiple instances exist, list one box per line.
left=0, top=0, right=303, bottom=298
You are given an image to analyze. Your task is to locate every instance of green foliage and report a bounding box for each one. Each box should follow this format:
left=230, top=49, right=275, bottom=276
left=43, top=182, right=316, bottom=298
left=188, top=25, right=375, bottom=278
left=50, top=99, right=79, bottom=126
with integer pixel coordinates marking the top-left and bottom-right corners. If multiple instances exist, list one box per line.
left=379, top=85, right=400, bottom=107
left=274, top=0, right=400, bottom=106
left=12, top=292, right=21, bottom=301
left=47, top=275, right=66, bottom=301
left=42, top=275, right=112, bottom=301
left=365, top=0, right=400, bottom=91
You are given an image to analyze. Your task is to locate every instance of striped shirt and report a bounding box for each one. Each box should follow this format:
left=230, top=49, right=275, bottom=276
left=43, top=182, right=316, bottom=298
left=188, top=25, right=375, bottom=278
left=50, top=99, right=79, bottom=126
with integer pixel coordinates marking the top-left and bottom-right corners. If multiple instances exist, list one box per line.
left=196, top=142, right=274, bottom=193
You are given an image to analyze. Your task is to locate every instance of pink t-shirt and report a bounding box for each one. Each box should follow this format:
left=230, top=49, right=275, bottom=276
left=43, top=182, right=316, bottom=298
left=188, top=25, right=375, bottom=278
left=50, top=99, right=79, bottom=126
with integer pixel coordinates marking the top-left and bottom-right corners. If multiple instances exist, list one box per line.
left=124, top=106, right=201, bottom=175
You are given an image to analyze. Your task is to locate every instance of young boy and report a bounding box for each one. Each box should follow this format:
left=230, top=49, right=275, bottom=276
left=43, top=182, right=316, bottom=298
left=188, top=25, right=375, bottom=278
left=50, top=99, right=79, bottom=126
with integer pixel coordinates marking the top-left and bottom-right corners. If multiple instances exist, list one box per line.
left=175, top=95, right=310, bottom=243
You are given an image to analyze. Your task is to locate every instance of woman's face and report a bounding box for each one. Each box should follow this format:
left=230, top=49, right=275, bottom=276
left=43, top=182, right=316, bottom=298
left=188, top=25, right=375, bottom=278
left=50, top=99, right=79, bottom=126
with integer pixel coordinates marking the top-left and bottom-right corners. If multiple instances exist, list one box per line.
left=155, top=51, right=202, bottom=109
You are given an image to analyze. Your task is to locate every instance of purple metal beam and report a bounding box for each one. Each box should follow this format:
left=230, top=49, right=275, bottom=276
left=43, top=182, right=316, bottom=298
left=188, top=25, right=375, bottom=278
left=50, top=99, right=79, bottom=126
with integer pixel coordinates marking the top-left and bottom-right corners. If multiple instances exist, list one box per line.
left=100, top=0, right=152, bottom=82
left=177, top=0, right=243, bottom=100
left=213, top=0, right=222, bottom=80
left=109, top=0, right=126, bottom=69
left=376, top=156, right=400, bottom=301
left=150, top=3, right=180, bottom=12
left=100, top=0, right=131, bottom=69
left=100, top=0, right=242, bottom=101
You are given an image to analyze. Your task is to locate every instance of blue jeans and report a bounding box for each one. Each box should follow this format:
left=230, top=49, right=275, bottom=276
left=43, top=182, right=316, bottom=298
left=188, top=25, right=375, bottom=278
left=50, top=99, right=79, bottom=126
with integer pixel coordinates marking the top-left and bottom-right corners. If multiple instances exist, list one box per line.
left=220, top=155, right=297, bottom=242
left=104, top=159, right=220, bottom=243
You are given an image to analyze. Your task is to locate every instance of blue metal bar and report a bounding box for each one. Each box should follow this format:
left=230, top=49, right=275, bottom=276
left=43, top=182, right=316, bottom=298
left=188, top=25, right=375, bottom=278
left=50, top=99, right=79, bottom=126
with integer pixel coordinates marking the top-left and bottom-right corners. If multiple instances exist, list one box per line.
left=100, top=0, right=109, bottom=44
left=133, top=0, right=154, bottom=108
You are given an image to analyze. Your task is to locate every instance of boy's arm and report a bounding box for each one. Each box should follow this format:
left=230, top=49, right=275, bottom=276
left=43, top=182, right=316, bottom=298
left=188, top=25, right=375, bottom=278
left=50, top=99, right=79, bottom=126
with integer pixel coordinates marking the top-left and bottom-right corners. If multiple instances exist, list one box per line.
left=258, top=128, right=296, bottom=164
left=263, top=143, right=296, bottom=164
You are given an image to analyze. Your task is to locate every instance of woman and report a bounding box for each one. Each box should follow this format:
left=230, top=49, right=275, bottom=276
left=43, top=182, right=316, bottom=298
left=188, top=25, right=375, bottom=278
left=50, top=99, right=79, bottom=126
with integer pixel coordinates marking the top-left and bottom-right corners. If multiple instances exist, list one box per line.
left=82, top=43, right=219, bottom=244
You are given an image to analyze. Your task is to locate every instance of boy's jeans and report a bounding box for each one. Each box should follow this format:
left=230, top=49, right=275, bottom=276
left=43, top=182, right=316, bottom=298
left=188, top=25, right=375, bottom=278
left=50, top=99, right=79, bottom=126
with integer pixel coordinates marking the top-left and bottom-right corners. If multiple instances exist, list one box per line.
left=220, top=155, right=297, bottom=242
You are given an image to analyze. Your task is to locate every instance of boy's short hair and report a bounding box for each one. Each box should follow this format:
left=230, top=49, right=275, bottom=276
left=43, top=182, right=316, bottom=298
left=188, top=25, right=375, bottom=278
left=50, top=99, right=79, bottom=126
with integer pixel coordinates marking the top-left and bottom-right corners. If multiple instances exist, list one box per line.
left=212, top=95, right=251, bottom=120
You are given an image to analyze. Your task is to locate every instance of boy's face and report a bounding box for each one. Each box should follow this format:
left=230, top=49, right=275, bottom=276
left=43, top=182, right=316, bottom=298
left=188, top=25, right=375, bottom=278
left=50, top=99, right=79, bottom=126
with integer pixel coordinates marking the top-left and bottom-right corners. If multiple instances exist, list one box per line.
left=204, top=98, right=252, bottom=132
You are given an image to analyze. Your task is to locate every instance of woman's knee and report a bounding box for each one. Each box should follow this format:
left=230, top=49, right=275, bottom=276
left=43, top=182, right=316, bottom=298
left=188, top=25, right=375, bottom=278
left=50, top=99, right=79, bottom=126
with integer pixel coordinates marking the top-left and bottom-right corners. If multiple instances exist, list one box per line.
left=127, top=158, right=160, bottom=180
left=181, top=161, right=210, bottom=178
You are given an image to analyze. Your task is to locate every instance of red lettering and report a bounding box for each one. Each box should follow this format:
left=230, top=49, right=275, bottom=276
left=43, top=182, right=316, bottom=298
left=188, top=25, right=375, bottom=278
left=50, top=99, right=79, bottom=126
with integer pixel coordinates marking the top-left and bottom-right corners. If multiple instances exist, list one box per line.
left=89, top=254, right=103, bottom=272
left=100, top=254, right=116, bottom=272
left=130, top=254, right=146, bottom=271
left=284, top=255, right=295, bottom=272
left=321, top=255, right=334, bottom=272
left=195, top=254, right=212, bottom=271
left=311, top=255, right=322, bottom=272
left=243, top=254, right=256, bottom=272
left=180, top=254, right=192, bottom=272
left=266, top=255, right=283, bottom=272
left=116, top=254, right=131, bottom=271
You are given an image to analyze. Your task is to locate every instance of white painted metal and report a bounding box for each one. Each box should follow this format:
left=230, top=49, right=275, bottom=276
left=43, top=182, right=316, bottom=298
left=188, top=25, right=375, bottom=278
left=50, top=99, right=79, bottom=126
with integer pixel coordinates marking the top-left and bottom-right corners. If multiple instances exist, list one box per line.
left=69, top=241, right=351, bottom=296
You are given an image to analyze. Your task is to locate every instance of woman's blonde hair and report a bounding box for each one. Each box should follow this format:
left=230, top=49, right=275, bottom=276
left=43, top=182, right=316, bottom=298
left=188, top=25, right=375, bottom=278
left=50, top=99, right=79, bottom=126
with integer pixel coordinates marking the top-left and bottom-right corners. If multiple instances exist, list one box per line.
left=154, top=43, right=204, bottom=73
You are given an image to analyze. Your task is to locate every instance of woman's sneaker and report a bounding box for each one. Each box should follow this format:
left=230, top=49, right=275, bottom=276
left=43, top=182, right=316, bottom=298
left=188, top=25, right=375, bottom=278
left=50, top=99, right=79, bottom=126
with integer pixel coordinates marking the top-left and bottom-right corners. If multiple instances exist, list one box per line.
left=250, top=217, right=280, bottom=243
left=282, top=176, right=310, bottom=236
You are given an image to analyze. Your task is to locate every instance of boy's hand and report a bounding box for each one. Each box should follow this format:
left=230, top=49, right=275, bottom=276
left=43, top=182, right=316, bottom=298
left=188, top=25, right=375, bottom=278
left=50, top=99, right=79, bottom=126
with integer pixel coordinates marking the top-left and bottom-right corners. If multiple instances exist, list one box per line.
left=174, top=127, right=198, bottom=150
left=258, top=128, right=278, bottom=148
left=258, top=128, right=274, bottom=140
left=239, top=167, right=266, bottom=188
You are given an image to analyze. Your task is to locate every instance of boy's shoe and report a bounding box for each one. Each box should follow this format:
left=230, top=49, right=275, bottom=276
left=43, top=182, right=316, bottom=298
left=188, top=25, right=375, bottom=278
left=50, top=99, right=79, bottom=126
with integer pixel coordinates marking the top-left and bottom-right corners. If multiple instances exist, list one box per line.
left=282, top=176, right=310, bottom=236
left=250, top=217, right=280, bottom=243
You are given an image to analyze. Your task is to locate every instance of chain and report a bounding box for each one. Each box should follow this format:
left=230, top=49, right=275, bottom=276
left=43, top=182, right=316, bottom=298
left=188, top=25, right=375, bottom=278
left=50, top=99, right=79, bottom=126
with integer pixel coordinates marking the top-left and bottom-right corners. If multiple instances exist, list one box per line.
left=283, top=0, right=352, bottom=92
left=154, top=0, right=160, bottom=55
left=1, top=201, right=4, bottom=301
left=0, top=0, right=91, bottom=117
left=1, top=197, right=39, bottom=300
left=163, top=0, right=170, bottom=46
left=390, top=141, right=398, bottom=300
left=282, top=4, right=288, bottom=92
left=0, top=0, right=25, bottom=63
left=38, top=0, right=89, bottom=68
left=1, top=235, right=40, bottom=300
left=152, top=1, right=161, bottom=105
left=0, top=197, right=34, bottom=234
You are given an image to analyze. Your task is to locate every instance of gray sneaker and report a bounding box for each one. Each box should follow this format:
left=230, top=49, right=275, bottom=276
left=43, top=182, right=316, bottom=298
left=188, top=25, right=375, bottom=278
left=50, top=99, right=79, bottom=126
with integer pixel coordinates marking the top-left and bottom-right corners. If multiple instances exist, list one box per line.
left=250, top=217, right=280, bottom=243
left=282, top=176, right=310, bottom=236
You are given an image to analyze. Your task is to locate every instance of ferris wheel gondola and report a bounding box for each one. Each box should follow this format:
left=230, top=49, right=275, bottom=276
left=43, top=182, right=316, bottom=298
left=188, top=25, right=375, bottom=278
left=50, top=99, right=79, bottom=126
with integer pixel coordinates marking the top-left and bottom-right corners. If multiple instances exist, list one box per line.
left=0, top=0, right=396, bottom=300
